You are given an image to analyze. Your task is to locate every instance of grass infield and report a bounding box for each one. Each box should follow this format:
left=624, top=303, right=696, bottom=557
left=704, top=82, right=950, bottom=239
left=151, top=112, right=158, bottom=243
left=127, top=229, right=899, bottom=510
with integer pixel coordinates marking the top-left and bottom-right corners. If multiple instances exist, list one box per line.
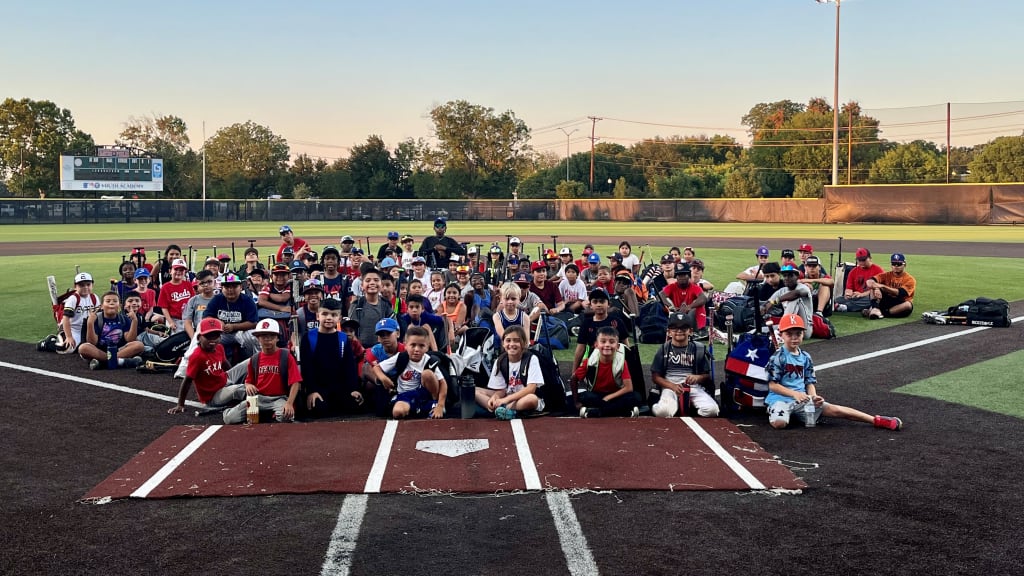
left=896, top=349, right=1024, bottom=419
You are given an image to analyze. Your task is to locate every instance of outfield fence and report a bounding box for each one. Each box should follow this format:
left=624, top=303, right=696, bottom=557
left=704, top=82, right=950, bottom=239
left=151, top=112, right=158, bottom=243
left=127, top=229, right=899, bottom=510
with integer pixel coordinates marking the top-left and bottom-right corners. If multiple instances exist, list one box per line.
left=2, top=184, right=1023, bottom=225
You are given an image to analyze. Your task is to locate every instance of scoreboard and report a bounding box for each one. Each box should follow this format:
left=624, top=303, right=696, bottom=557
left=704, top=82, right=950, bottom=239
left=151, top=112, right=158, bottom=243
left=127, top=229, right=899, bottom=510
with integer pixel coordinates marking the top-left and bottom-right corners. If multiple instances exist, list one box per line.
left=60, top=153, right=164, bottom=192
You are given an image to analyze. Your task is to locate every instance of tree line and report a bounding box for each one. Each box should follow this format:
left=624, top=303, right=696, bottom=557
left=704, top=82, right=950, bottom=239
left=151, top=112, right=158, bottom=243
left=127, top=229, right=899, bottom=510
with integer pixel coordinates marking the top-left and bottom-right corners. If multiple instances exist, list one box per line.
left=2, top=96, right=1022, bottom=200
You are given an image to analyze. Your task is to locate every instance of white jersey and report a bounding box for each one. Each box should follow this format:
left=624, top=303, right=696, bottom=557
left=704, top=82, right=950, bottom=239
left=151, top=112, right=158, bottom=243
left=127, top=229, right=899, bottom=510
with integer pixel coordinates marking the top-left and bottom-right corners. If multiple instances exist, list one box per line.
left=63, top=293, right=100, bottom=340
left=559, top=278, right=588, bottom=303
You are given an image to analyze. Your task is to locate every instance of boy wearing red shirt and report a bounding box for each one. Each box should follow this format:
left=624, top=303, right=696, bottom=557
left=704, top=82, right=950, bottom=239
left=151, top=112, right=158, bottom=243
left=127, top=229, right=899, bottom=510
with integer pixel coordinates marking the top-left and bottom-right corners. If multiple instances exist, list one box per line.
left=155, top=258, right=196, bottom=333
left=658, top=263, right=708, bottom=329
left=223, top=319, right=302, bottom=424
left=570, top=327, right=640, bottom=418
left=168, top=318, right=245, bottom=416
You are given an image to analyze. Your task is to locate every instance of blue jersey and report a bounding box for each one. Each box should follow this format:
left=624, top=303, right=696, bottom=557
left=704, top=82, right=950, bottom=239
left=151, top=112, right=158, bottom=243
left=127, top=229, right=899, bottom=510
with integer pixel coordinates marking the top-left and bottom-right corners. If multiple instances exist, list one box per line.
left=765, top=347, right=816, bottom=405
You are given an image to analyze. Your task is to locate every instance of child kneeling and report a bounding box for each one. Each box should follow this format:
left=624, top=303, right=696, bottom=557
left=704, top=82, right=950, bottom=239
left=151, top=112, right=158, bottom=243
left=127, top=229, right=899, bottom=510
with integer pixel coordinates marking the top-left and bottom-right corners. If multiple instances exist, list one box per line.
left=478, top=325, right=544, bottom=420
left=767, top=314, right=902, bottom=431
left=570, top=326, right=640, bottom=418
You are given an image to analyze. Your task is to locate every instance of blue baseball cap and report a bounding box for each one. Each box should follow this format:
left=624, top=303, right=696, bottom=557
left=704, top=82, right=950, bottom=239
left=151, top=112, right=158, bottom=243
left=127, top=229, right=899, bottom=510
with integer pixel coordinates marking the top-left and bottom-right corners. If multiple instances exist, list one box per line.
left=290, top=260, right=307, bottom=271
left=890, top=253, right=906, bottom=263
left=508, top=255, right=520, bottom=265
left=133, top=268, right=151, bottom=279
left=780, top=264, right=799, bottom=274
left=375, top=318, right=399, bottom=334
left=387, top=231, right=399, bottom=240
left=434, top=217, right=447, bottom=227
left=756, top=245, right=769, bottom=257
left=587, top=253, right=600, bottom=264
left=279, top=225, right=292, bottom=235
left=380, top=257, right=397, bottom=268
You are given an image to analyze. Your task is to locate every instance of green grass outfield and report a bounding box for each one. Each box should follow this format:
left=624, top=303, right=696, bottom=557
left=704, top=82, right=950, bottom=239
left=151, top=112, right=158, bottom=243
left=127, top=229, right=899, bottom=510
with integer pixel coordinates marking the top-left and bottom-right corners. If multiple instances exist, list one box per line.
left=896, top=350, right=1024, bottom=419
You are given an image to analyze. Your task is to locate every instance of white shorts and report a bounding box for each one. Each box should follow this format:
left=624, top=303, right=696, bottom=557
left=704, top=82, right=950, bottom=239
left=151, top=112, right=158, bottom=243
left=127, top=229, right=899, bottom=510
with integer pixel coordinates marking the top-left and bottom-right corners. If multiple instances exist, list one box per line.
left=768, top=400, right=827, bottom=427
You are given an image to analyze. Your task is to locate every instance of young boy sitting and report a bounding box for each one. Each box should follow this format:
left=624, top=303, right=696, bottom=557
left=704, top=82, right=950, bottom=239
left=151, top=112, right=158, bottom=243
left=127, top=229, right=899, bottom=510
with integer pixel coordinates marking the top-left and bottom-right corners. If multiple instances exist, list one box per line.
left=223, top=319, right=302, bottom=424
left=650, top=313, right=717, bottom=418
left=167, top=318, right=246, bottom=417
left=478, top=325, right=544, bottom=420
left=79, top=291, right=144, bottom=370
left=767, top=314, right=903, bottom=431
left=371, top=326, right=447, bottom=420
left=60, top=272, right=100, bottom=353
left=299, top=298, right=362, bottom=418
left=401, top=294, right=444, bottom=351
left=570, top=326, right=640, bottom=418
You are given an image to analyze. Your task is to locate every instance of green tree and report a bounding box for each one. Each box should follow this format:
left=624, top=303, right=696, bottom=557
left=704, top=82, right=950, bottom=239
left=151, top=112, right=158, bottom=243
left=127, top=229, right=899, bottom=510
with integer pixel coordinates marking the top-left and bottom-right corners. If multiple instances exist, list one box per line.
left=868, top=140, right=946, bottom=184
left=204, top=121, right=289, bottom=197
left=555, top=180, right=586, bottom=199
left=0, top=98, right=94, bottom=197
left=429, top=100, right=531, bottom=198
left=118, top=114, right=198, bottom=198
left=968, top=136, right=1024, bottom=183
left=348, top=135, right=397, bottom=198
left=723, top=166, right=762, bottom=198
left=792, top=177, right=824, bottom=198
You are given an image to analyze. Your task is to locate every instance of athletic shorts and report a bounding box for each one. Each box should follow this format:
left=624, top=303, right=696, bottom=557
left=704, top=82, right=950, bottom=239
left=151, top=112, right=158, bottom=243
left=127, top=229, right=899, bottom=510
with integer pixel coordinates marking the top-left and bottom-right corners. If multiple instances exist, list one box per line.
left=768, top=400, right=828, bottom=427
left=393, top=387, right=435, bottom=417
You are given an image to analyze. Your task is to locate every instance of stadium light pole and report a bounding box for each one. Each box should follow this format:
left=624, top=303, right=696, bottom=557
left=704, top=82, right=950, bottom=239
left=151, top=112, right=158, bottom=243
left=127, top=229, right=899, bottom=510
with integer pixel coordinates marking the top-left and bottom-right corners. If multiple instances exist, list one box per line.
left=201, top=121, right=207, bottom=221
left=558, top=128, right=578, bottom=182
left=817, top=0, right=842, bottom=187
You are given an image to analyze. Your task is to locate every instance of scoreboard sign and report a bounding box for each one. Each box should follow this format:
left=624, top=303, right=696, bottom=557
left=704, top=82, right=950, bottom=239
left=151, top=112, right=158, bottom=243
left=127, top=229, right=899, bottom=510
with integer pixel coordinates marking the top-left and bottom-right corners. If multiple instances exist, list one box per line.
left=60, top=154, right=164, bottom=192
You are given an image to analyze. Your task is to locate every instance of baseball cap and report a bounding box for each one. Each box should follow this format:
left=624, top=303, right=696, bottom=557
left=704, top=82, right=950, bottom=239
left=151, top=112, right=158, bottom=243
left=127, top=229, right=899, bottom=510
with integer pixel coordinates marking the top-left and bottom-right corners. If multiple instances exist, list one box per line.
left=304, top=250, right=318, bottom=261
left=205, top=256, right=220, bottom=265
left=279, top=225, right=292, bottom=235
left=244, top=246, right=259, bottom=257
left=756, top=245, right=770, bottom=257
left=855, top=248, right=870, bottom=260
left=290, top=260, right=307, bottom=271
left=341, top=316, right=360, bottom=330
left=780, top=264, right=799, bottom=275
left=217, top=253, right=231, bottom=261
left=675, top=263, right=692, bottom=275
left=351, top=247, right=364, bottom=255
left=387, top=231, right=399, bottom=240
left=271, top=263, right=290, bottom=274
left=587, top=253, right=600, bottom=264
left=380, top=257, right=397, bottom=268
left=805, top=255, right=821, bottom=266
left=559, top=247, right=572, bottom=256
left=513, top=272, right=532, bottom=285
left=74, top=272, right=93, bottom=284
left=667, top=313, right=693, bottom=330
left=660, top=254, right=675, bottom=264
left=221, top=273, right=242, bottom=285
left=467, top=245, right=478, bottom=254
left=248, top=267, right=267, bottom=278
left=133, top=268, right=151, bottom=279
left=780, top=249, right=796, bottom=259
left=762, top=262, right=781, bottom=274
left=509, top=237, right=522, bottom=245
left=302, top=279, right=324, bottom=294
left=375, top=318, right=399, bottom=335
left=508, top=255, right=520, bottom=265
left=449, top=253, right=461, bottom=262
left=412, top=256, right=426, bottom=264
left=588, top=287, right=609, bottom=301
left=583, top=246, right=594, bottom=255
left=321, top=245, right=340, bottom=258
left=282, top=247, right=294, bottom=255
left=198, top=317, right=224, bottom=336
left=531, top=261, right=548, bottom=272
left=252, top=319, right=280, bottom=336
left=400, top=234, right=415, bottom=243
left=340, top=235, right=355, bottom=244
left=434, top=217, right=447, bottom=227
left=609, top=253, right=623, bottom=262
left=798, top=243, right=814, bottom=253
left=489, top=245, right=502, bottom=254
left=545, top=249, right=557, bottom=260
left=690, top=258, right=705, bottom=270
left=778, top=313, right=806, bottom=332
left=130, top=247, right=146, bottom=256
left=456, top=265, right=470, bottom=274
left=614, top=271, right=633, bottom=283
left=890, top=253, right=907, bottom=264
left=171, top=258, right=188, bottom=269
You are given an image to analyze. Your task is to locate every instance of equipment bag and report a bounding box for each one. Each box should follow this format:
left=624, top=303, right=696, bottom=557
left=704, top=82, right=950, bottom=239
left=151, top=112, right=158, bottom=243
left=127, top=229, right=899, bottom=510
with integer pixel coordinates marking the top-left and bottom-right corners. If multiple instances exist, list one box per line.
left=637, top=300, right=669, bottom=344
left=946, top=297, right=1011, bottom=327
left=714, top=295, right=757, bottom=333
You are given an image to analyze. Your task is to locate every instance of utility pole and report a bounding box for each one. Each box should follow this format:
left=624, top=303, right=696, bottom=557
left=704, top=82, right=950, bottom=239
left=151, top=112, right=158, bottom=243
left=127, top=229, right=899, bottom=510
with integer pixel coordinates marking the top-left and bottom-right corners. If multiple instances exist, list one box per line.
left=558, top=127, right=578, bottom=182
left=588, top=116, right=602, bottom=194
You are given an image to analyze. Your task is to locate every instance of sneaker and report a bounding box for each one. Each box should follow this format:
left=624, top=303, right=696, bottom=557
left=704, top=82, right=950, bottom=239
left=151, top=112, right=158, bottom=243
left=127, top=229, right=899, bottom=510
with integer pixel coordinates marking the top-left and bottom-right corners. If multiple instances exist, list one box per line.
left=874, top=415, right=903, bottom=431
left=834, top=304, right=848, bottom=312
left=869, top=309, right=884, bottom=320
left=495, top=406, right=517, bottom=421
left=88, top=359, right=102, bottom=370
left=123, top=356, right=143, bottom=369
left=628, top=406, right=640, bottom=418
left=579, top=407, right=592, bottom=418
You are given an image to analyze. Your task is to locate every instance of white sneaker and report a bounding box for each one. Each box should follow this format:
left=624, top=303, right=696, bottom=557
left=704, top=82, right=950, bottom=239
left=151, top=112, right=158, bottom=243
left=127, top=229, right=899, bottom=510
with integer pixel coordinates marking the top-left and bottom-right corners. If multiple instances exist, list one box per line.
left=629, top=406, right=640, bottom=418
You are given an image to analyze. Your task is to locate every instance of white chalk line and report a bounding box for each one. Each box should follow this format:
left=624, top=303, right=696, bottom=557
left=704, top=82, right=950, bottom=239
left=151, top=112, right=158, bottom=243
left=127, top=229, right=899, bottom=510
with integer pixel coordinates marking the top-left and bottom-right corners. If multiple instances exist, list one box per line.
left=511, top=419, right=541, bottom=490
left=546, top=491, right=601, bottom=576
left=363, top=420, right=398, bottom=493
left=130, top=425, right=221, bottom=498
left=320, top=494, right=369, bottom=576
left=681, top=417, right=766, bottom=490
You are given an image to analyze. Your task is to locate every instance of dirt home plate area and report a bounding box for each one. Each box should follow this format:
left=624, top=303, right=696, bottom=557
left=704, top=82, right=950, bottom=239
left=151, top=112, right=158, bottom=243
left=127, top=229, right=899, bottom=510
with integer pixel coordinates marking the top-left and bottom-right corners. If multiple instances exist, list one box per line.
left=3, top=236, right=1024, bottom=575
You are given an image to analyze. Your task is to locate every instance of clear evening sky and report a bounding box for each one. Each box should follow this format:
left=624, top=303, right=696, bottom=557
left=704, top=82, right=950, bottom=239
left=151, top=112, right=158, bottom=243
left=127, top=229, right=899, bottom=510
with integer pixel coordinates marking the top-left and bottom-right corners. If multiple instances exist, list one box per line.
left=4, top=1, right=1022, bottom=160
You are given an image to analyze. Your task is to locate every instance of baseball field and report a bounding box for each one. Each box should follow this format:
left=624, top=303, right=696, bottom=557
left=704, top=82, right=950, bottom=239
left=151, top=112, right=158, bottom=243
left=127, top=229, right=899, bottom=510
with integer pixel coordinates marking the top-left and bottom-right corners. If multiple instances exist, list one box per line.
left=1, top=220, right=1022, bottom=575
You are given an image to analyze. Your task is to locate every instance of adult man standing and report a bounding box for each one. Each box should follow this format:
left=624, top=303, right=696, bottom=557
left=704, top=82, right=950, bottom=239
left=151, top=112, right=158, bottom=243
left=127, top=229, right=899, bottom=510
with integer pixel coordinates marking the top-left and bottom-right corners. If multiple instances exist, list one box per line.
left=865, top=253, right=916, bottom=319
left=418, top=217, right=465, bottom=269
left=277, top=225, right=309, bottom=262
left=835, top=248, right=884, bottom=313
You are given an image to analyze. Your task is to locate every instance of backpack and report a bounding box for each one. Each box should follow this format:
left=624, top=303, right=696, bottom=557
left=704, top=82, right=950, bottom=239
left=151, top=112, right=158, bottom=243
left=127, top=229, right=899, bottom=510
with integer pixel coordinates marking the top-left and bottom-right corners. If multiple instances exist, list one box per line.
left=307, top=329, right=349, bottom=357
left=247, top=348, right=292, bottom=390
left=714, top=295, right=757, bottom=333
left=536, top=315, right=570, bottom=350
left=637, top=300, right=668, bottom=344
left=647, top=340, right=710, bottom=408
left=497, top=347, right=568, bottom=414
left=946, top=297, right=1011, bottom=327
left=720, top=332, right=774, bottom=416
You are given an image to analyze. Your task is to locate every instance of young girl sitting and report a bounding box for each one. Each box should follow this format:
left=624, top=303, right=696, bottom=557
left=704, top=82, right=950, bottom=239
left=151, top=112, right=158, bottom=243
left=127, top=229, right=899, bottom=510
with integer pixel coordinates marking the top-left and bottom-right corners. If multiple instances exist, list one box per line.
left=477, top=325, right=544, bottom=420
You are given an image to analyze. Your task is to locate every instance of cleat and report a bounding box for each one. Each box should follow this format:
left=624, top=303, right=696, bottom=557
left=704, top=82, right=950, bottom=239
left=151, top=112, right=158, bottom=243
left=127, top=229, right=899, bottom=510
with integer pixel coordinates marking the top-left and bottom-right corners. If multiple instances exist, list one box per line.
left=874, top=415, right=903, bottom=431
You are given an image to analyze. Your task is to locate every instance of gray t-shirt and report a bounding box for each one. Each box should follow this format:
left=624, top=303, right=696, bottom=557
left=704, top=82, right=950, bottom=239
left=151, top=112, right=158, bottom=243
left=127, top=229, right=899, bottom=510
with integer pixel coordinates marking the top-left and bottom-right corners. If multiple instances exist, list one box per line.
left=769, top=283, right=813, bottom=331
left=352, top=296, right=393, bottom=348
left=651, top=341, right=710, bottom=388
left=182, top=293, right=215, bottom=332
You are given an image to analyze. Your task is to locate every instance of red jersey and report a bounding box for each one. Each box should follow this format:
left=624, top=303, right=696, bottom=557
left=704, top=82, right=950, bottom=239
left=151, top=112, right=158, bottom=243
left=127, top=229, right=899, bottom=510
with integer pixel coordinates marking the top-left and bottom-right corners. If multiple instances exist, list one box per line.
left=246, top=349, right=302, bottom=397
left=846, top=264, right=884, bottom=293
left=277, top=238, right=309, bottom=261
left=661, top=282, right=707, bottom=328
left=157, top=280, right=195, bottom=320
left=573, top=359, right=631, bottom=395
left=185, top=344, right=228, bottom=404
left=136, top=288, right=157, bottom=318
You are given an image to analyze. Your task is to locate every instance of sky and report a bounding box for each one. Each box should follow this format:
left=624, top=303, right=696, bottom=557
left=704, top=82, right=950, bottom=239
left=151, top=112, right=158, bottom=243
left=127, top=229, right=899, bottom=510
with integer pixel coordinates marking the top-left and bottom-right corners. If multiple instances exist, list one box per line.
left=4, top=0, right=1023, bottom=161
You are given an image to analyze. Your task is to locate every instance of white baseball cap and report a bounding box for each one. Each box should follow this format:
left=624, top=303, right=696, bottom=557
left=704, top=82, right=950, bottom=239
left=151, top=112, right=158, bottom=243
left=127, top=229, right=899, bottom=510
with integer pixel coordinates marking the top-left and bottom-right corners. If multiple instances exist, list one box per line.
left=74, top=272, right=93, bottom=284
left=559, top=247, right=572, bottom=255
left=252, top=319, right=280, bottom=336
left=467, top=246, right=478, bottom=254
left=509, top=237, right=522, bottom=245
left=171, top=258, right=188, bottom=269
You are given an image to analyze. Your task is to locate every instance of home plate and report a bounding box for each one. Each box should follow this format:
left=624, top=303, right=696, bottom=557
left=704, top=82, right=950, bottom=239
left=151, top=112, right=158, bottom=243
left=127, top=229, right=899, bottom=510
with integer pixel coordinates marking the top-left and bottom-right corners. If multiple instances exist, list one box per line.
left=416, top=439, right=490, bottom=457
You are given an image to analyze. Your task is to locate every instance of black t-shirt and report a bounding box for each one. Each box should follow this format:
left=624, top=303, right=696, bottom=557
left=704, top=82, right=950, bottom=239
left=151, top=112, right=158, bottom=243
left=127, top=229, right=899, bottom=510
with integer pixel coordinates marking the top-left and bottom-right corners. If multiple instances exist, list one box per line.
left=576, top=310, right=632, bottom=349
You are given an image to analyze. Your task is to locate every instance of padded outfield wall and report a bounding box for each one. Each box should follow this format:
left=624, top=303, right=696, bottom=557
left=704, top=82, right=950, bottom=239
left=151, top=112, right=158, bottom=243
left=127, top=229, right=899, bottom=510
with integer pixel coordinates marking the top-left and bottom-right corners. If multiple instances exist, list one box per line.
left=824, top=183, right=1024, bottom=224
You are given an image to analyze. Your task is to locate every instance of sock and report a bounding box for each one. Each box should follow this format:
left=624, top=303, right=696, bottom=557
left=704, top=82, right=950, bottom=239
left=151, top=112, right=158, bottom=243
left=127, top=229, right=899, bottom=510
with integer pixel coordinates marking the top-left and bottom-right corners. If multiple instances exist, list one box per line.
left=117, top=358, right=125, bottom=367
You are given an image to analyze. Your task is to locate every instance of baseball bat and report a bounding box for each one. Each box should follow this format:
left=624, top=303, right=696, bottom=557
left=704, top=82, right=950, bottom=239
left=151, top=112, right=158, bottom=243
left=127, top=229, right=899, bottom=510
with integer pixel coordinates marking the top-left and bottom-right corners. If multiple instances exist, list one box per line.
left=231, top=242, right=237, bottom=269
left=365, top=236, right=372, bottom=260
left=837, top=236, right=844, bottom=265
left=186, top=245, right=193, bottom=272
left=551, top=235, right=558, bottom=254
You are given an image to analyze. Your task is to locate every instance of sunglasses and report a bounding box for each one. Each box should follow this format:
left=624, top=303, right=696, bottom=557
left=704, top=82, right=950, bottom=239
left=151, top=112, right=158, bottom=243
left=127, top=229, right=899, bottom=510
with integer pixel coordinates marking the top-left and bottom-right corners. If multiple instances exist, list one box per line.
left=891, top=262, right=905, bottom=266
left=805, top=263, right=819, bottom=268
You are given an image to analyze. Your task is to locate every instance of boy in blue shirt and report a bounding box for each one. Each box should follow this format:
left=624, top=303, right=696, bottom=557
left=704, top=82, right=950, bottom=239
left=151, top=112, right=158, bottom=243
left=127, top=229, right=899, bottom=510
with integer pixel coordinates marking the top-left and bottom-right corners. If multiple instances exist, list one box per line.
left=767, top=314, right=902, bottom=430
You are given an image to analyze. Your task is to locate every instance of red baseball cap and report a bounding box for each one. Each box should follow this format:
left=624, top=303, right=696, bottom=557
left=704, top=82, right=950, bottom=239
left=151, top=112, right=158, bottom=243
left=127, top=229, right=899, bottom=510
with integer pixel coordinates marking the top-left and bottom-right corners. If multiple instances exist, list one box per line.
left=798, top=243, right=813, bottom=253
left=198, top=317, right=224, bottom=336
left=855, top=248, right=870, bottom=260
left=531, top=261, right=548, bottom=272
